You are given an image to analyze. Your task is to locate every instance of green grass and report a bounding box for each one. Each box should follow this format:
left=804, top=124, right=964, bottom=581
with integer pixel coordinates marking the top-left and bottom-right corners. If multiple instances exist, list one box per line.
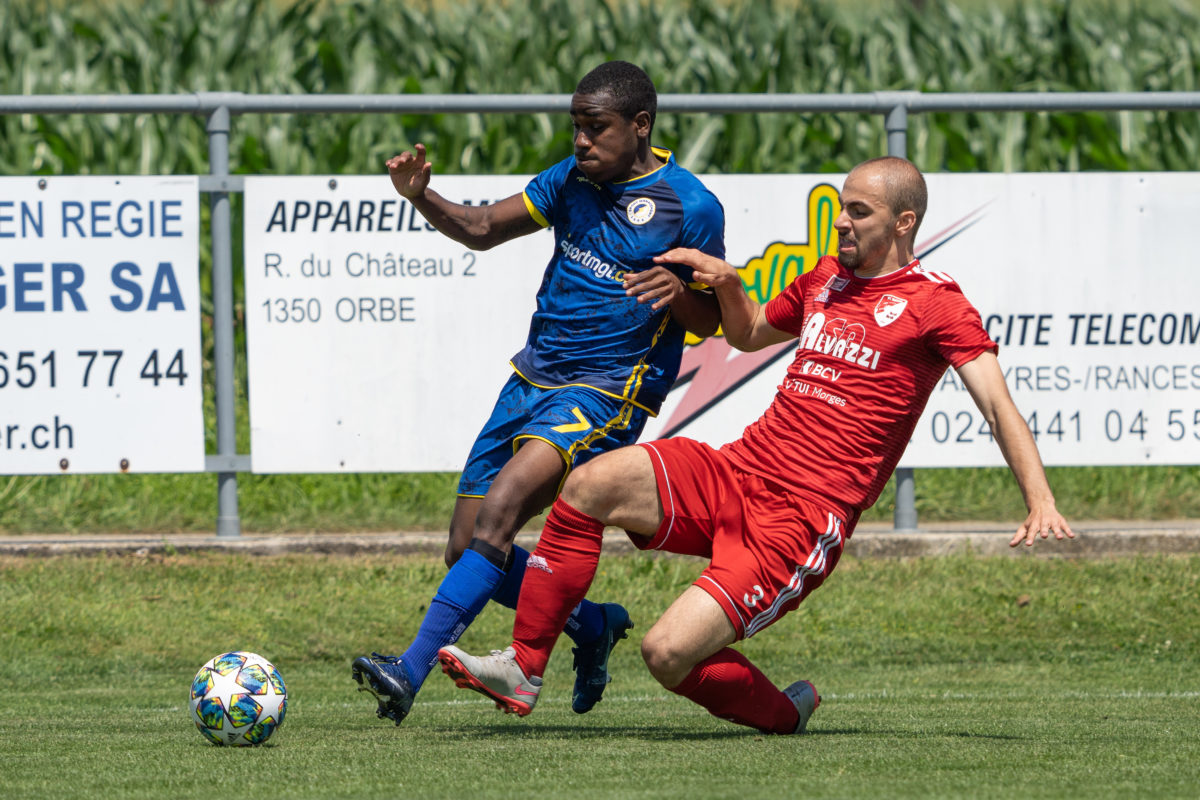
left=3, top=464, right=1199, bottom=533
left=1, top=552, right=1197, bottom=798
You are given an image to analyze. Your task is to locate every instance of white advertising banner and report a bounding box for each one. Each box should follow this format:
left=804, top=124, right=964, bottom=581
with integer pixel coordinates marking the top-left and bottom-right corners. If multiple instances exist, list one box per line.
left=0, top=176, right=203, bottom=474
left=243, top=176, right=545, bottom=472
left=244, top=172, right=1200, bottom=472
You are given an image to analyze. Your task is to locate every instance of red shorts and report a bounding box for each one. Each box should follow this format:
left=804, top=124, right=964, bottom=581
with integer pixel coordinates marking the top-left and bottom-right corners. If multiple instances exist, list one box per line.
left=631, top=438, right=856, bottom=640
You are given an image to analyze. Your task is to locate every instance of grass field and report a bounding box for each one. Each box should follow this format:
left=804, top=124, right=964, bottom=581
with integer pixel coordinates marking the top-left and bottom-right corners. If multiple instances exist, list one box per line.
left=4, top=463, right=1199, bottom=534
left=2, top=550, right=1197, bottom=798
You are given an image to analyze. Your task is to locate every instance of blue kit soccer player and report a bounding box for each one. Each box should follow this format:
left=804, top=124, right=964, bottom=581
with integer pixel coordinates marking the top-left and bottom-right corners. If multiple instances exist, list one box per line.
left=352, top=61, right=727, bottom=725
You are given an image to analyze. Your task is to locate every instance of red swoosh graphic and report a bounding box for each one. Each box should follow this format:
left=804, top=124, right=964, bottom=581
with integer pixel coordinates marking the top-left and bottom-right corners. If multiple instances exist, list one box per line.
left=659, top=337, right=794, bottom=438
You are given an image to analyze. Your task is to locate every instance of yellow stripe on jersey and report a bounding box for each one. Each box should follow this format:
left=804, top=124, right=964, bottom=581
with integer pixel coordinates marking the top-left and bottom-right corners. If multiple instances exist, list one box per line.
left=622, top=362, right=650, bottom=401
left=621, top=313, right=672, bottom=400
left=522, top=192, right=550, bottom=228
left=614, top=147, right=674, bottom=184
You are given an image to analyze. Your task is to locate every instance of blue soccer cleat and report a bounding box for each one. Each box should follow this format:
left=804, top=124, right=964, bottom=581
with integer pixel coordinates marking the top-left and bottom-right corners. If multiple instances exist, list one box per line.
left=352, top=652, right=416, bottom=726
left=570, top=603, right=634, bottom=714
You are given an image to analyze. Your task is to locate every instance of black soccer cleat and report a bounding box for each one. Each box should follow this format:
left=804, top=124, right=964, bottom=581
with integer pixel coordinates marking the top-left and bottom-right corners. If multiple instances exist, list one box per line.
left=352, top=652, right=416, bottom=726
left=570, top=603, right=634, bottom=713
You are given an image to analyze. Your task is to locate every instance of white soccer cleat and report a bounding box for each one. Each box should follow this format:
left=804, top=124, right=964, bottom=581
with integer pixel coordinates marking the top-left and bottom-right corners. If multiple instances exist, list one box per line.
left=438, top=645, right=542, bottom=716
left=782, top=679, right=820, bottom=734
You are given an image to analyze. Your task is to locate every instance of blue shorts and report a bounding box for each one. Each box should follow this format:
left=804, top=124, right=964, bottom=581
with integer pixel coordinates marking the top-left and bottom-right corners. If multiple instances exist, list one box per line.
left=457, top=372, right=650, bottom=497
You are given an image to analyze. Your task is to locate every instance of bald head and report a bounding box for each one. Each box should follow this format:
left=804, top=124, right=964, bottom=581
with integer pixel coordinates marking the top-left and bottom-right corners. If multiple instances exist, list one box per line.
left=849, top=157, right=927, bottom=242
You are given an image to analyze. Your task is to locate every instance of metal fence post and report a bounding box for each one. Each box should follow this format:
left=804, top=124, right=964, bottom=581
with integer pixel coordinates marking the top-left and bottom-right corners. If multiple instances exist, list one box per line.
left=885, top=100, right=919, bottom=531
left=206, top=103, right=241, bottom=538
left=884, top=100, right=909, bottom=159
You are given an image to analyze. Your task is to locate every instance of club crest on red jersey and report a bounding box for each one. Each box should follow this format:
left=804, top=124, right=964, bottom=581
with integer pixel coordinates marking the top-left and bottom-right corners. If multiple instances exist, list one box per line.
left=873, top=294, right=908, bottom=327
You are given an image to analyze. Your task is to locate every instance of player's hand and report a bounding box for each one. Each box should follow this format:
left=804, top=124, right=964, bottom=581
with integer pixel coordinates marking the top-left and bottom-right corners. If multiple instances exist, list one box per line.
left=1010, top=504, right=1075, bottom=547
left=385, top=144, right=433, bottom=200
left=623, top=266, right=689, bottom=310
left=655, top=248, right=740, bottom=289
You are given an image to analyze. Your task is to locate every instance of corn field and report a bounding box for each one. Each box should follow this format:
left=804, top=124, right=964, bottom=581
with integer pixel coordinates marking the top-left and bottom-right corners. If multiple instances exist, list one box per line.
left=1, top=0, right=1199, bottom=177
left=3, top=0, right=1200, bottom=529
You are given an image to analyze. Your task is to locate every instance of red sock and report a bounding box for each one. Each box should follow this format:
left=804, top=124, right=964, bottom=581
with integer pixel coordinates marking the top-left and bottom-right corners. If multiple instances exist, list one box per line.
left=510, top=499, right=604, bottom=677
left=670, top=648, right=799, bottom=734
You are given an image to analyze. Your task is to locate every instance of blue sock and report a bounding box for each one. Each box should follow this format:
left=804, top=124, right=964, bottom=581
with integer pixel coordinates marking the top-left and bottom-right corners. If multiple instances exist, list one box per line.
left=399, top=548, right=504, bottom=691
left=564, top=598, right=606, bottom=646
left=491, top=545, right=606, bottom=646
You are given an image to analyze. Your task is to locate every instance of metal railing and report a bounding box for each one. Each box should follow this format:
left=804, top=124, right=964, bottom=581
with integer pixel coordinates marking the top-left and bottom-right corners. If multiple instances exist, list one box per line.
left=5, top=89, right=1200, bottom=535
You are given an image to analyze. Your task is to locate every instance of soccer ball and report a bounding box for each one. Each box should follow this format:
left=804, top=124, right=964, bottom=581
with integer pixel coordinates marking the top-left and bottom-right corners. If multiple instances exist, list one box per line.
left=189, top=651, right=287, bottom=746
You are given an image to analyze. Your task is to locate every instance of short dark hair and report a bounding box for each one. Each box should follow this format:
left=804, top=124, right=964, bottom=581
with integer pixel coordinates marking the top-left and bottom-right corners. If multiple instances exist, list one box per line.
left=575, top=61, right=657, bottom=131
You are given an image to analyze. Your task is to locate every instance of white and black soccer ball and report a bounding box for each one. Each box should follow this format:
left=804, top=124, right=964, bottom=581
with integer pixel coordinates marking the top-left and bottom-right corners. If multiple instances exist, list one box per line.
left=189, top=651, right=287, bottom=746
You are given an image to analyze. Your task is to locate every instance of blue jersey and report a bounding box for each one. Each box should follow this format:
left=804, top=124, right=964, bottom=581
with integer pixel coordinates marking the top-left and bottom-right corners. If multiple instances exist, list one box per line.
left=512, top=148, right=726, bottom=414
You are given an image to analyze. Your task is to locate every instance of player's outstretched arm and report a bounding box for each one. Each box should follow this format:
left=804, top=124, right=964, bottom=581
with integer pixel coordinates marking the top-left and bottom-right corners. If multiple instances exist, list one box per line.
left=386, top=143, right=435, bottom=200
left=956, top=352, right=1075, bottom=548
left=653, top=248, right=792, bottom=351
left=385, top=144, right=542, bottom=250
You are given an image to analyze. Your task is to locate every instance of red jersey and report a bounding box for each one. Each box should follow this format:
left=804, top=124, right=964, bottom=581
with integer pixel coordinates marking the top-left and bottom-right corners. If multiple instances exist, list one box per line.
left=721, top=255, right=997, bottom=516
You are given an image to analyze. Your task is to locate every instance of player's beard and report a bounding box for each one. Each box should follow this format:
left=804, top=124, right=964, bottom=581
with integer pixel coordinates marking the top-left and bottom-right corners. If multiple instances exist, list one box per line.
left=837, top=229, right=889, bottom=271
left=836, top=237, right=863, bottom=269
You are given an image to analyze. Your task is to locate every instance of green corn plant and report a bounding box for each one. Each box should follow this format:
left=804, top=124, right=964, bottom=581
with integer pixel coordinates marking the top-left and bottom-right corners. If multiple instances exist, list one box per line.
left=2, top=0, right=1199, bottom=177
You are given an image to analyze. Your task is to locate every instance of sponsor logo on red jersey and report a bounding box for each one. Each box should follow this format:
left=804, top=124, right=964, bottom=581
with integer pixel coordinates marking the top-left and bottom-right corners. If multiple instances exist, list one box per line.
left=798, top=312, right=882, bottom=371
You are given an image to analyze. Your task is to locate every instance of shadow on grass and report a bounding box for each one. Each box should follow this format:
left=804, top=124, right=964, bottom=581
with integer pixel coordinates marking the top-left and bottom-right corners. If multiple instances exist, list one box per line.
left=432, top=722, right=1029, bottom=741
left=946, top=730, right=1024, bottom=741
left=800, top=727, right=1026, bottom=741
left=429, top=723, right=1023, bottom=741
left=436, top=722, right=748, bottom=741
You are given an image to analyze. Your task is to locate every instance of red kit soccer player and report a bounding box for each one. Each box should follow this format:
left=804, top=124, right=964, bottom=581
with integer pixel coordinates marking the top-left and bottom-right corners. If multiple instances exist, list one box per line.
left=437, top=157, right=1075, bottom=734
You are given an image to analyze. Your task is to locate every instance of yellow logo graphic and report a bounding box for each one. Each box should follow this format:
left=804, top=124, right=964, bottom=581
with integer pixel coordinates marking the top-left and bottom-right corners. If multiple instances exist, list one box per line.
left=552, top=407, right=591, bottom=434
left=684, top=183, right=840, bottom=346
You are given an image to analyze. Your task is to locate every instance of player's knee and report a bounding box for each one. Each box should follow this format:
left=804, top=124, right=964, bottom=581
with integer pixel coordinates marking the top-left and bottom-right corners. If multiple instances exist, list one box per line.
left=560, top=457, right=623, bottom=519
left=558, top=468, right=591, bottom=511
left=445, top=523, right=472, bottom=568
left=640, top=629, right=691, bottom=688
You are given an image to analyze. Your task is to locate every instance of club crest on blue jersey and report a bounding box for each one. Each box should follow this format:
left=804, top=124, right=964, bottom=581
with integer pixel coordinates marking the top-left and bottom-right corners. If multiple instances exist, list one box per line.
left=626, top=197, right=656, bottom=225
